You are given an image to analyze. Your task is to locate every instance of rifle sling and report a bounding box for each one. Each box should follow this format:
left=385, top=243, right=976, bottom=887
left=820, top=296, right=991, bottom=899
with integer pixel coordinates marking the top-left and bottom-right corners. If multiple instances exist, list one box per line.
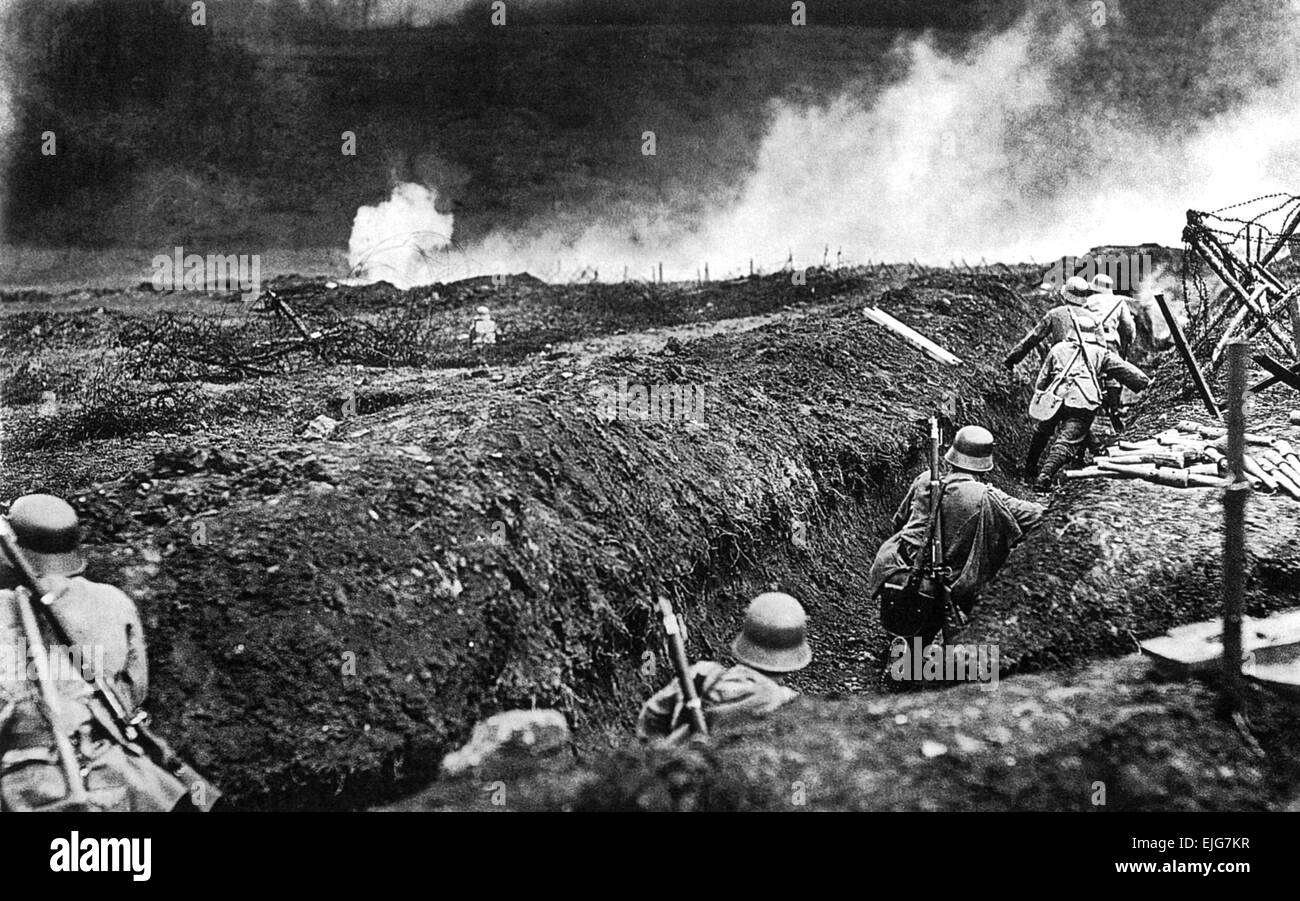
left=908, top=477, right=947, bottom=587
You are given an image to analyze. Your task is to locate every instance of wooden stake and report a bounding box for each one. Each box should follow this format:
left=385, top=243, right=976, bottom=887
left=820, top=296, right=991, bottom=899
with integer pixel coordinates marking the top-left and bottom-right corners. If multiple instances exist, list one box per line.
left=1289, top=293, right=1300, bottom=361
left=1220, top=339, right=1248, bottom=719
left=1156, top=292, right=1221, bottom=420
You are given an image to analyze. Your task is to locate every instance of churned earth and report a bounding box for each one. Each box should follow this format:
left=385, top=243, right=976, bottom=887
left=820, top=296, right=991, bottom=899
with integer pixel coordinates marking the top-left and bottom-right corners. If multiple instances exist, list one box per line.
left=2, top=264, right=1298, bottom=810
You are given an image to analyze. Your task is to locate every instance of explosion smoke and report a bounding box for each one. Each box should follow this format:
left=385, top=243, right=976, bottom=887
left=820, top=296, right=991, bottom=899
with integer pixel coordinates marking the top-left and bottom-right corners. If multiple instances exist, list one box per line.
left=347, top=1, right=1300, bottom=286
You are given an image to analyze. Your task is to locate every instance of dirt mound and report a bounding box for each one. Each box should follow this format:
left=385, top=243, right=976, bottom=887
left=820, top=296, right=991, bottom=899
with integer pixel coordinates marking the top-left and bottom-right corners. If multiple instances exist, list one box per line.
left=34, top=271, right=1042, bottom=808
left=396, top=656, right=1300, bottom=811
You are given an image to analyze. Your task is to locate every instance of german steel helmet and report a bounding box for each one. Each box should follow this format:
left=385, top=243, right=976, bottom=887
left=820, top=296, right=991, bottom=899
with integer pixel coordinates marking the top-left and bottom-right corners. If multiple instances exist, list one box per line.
left=944, top=425, right=995, bottom=472
left=6, top=494, right=85, bottom=577
left=1064, top=275, right=1090, bottom=297
left=731, top=592, right=812, bottom=673
left=1091, top=273, right=1114, bottom=292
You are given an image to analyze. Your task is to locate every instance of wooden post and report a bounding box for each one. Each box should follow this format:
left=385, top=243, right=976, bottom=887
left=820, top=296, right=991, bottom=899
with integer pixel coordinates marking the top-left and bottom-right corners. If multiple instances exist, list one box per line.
left=1289, top=294, right=1300, bottom=361
left=1156, top=292, right=1221, bottom=419
left=749, top=259, right=754, bottom=277
left=704, top=262, right=709, bottom=282
left=1219, top=339, right=1248, bottom=719
left=1262, top=205, right=1300, bottom=266
left=1190, top=233, right=1294, bottom=355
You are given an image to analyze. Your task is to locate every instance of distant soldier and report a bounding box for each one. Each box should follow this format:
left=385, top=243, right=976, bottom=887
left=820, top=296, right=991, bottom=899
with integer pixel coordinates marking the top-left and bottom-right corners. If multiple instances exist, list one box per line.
left=868, top=427, right=1045, bottom=645
left=469, top=306, right=498, bottom=347
left=1031, top=316, right=1151, bottom=489
left=1003, top=276, right=1092, bottom=370
left=637, top=592, right=811, bottom=743
left=0, top=495, right=189, bottom=811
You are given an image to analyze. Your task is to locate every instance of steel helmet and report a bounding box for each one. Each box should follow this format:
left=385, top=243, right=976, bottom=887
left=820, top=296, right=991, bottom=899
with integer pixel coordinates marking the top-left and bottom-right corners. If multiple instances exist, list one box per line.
left=731, top=592, right=812, bottom=673
left=1064, top=275, right=1090, bottom=297
left=475, top=306, right=491, bottom=317
left=944, top=425, right=995, bottom=473
left=6, top=494, right=85, bottom=577
left=1091, top=273, right=1114, bottom=293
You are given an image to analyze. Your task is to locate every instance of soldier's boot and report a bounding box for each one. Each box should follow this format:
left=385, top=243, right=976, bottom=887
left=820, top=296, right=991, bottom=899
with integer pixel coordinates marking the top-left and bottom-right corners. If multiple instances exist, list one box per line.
left=1035, top=441, right=1077, bottom=490
left=1024, top=429, right=1052, bottom=480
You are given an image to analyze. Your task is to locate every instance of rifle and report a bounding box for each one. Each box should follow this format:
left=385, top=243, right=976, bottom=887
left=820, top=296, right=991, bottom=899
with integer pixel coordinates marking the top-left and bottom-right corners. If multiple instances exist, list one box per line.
left=1068, top=314, right=1124, bottom=433
left=654, top=592, right=708, bottom=739
left=925, top=417, right=964, bottom=631
left=0, top=517, right=223, bottom=811
left=7, top=584, right=92, bottom=810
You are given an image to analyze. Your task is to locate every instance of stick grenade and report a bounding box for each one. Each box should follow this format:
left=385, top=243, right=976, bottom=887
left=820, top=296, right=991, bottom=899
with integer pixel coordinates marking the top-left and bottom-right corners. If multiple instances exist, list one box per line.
left=1156, top=293, right=1221, bottom=420
left=0, top=519, right=90, bottom=808
left=1220, top=340, right=1249, bottom=719
left=655, top=593, right=708, bottom=738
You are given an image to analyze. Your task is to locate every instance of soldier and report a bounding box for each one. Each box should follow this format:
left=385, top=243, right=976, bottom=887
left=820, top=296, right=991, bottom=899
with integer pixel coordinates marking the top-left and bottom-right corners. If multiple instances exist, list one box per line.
left=0, top=494, right=190, bottom=811
left=868, top=426, right=1045, bottom=645
left=1031, top=316, right=1151, bottom=489
left=1085, top=273, right=1135, bottom=359
left=469, top=305, right=498, bottom=347
left=637, top=592, right=811, bottom=742
left=1003, top=275, right=1092, bottom=370
left=1085, top=273, right=1137, bottom=419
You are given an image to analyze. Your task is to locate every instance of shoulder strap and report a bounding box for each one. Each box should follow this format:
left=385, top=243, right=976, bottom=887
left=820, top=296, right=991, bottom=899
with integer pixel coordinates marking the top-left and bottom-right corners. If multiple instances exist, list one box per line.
left=1099, top=297, right=1125, bottom=324
left=1046, top=342, right=1087, bottom=393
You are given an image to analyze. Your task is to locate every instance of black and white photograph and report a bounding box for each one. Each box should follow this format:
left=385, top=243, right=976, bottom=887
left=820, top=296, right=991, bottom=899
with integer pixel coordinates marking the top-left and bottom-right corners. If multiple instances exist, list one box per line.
left=0, top=0, right=1294, bottom=880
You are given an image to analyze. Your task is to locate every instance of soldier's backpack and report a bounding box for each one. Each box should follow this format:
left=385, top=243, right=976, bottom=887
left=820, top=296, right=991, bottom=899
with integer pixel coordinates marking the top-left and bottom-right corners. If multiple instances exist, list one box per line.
left=1029, top=341, right=1092, bottom=421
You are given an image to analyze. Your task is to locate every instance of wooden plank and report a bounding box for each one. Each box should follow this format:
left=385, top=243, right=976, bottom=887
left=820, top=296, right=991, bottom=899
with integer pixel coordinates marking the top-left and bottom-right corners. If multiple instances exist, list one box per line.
left=862, top=306, right=962, bottom=366
left=1156, top=292, right=1221, bottom=420
left=1140, top=609, right=1300, bottom=678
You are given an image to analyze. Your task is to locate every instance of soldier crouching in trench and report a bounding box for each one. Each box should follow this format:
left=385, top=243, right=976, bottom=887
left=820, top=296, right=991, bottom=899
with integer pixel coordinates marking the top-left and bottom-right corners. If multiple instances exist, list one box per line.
left=637, top=592, right=812, bottom=743
left=867, top=426, right=1046, bottom=687
left=0, top=494, right=195, bottom=811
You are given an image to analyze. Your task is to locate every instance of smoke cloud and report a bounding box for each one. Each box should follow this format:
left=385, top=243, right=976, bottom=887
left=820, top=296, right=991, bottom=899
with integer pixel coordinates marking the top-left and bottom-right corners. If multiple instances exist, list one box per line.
left=348, top=1, right=1300, bottom=285
left=348, top=182, right=455, bottom=287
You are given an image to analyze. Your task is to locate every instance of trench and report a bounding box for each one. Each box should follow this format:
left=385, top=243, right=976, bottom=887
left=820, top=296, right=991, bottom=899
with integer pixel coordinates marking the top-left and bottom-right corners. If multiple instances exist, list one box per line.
left=89, top=273, right=1161, bottom=811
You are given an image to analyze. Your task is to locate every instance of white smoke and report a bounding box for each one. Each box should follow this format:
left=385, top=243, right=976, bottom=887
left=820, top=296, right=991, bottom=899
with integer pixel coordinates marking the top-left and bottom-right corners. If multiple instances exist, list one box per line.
left=0, top=0, right=18, bottom=237
left=348, top=2, right=1300, bottom=286
left=347, top=182, right=456, bottom=287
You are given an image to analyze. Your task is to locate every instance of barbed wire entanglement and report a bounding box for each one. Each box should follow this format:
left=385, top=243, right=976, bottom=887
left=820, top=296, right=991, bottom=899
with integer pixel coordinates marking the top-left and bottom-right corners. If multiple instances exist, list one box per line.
left=1181, top=193, right=1300, bottom=371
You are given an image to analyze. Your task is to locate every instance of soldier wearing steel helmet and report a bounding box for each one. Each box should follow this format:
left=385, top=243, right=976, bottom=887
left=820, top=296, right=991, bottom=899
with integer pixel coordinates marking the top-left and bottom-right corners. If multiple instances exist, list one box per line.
left=1084, top=273, right=1135, bottom=360
left=0, top=494, right=189, bottom=811
left=868, top=426, right=1045, bottom=645
left=469, top=305, right=498, bottom=347
left=1031, top=316, right=1150, bottom=489
left=1003, top=275, right=1093, bottom=370
left=636, top=592, right=811, bottom=743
